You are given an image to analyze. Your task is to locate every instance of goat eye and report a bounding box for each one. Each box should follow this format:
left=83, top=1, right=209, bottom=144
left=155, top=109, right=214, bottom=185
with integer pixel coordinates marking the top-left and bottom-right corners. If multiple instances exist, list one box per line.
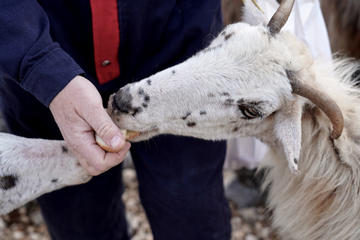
left=239, top=106, right=260, bottom=119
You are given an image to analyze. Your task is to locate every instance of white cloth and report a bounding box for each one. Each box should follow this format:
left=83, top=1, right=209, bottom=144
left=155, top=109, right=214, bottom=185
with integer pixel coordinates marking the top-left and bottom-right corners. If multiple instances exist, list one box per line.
left=224, top=0, right=332, bottom=170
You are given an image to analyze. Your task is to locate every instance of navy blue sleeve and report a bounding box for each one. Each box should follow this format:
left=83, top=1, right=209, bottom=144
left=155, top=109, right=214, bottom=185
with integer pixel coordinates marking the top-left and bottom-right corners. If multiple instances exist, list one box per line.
left=0, top=0, right=85, bottom=106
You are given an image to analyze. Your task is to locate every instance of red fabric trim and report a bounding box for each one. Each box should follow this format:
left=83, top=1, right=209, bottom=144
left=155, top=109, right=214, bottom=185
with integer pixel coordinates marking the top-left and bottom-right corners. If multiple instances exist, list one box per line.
left=90, top=0, right=120, bottom=84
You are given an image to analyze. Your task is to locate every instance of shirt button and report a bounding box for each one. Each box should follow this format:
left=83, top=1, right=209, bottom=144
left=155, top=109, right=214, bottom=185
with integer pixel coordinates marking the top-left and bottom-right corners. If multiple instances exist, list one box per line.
left=102, top=60, right=111, bottom=66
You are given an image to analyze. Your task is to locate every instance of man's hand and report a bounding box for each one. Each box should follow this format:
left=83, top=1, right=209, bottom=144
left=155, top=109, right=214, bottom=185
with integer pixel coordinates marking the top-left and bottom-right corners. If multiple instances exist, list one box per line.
left=49, top=75, right=130, bottom=176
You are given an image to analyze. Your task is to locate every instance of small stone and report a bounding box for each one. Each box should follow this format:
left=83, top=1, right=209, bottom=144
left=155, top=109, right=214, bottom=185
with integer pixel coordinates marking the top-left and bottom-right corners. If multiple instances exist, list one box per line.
left=27, top=226, right=35, bottom=233
left=29, top=232, right=41, bottom=240
left=128, top=197, right=137, bottom=206
left=240, top=224, right=252, bottom=235
left=0, top=218, right=5, bottom=235
left=20, top=214, right=30, bottom=223
left=255, top=222, right=263, bottom=231
left=19, top=207, right=26, bottom=215
left=132, top=230, right=151, bottom=240
left=232, top=230, right=245, bottom=240
left=259, top=227, right=271, bottom=238
left=239, top=208, right=257, bottom=223
left=123, top=168, right=137, bottom=185
left=13, top=230, right=25, bottom=239
left=29, top=209, right=44, bottom=226
left=231, top=216, right=242, bottom=230
left=245, top=234, right=258, bottom=240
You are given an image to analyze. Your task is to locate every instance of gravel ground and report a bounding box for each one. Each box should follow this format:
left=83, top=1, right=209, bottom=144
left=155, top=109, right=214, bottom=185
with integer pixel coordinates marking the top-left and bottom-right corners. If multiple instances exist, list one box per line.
left=0, top=167, right=280, bottom=240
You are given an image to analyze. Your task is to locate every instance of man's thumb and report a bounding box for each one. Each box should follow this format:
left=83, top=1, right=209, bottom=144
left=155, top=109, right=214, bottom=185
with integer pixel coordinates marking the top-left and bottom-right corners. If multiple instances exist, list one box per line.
left=88, top=110, right=125, bottom=152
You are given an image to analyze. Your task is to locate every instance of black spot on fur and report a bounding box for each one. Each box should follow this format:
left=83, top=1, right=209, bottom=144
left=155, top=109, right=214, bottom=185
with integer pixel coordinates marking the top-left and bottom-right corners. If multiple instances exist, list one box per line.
left=224, top=32, right=234, bottom=41
left=225, top=99, right=234, bottom=105
left=132, top=107, right=142, bottom=117
left=142, top=103, right=148, bottom=108
left=200, top=111, right=207, bottom=115
left=187, top=122, right=196, bottom=127
left=62, top=146, right=68, bottom=153
left=144, top=95, right=150, bottom=102
left=51, top=179, right=58, bottom=183
left=236, top=99, right=263, bottom=107
left=208, top=93, right=215, bottom=98
left=113, top=87, right=133, bottom=114
left=146, top=79, right=152, bottom=85
left=0, top=175, right=18, bottom=190
left=221, top=31, right=226, bottom=36
left=233, top=127, right=239, bottom=132
left=237, top=99, right=245, bottom=105
left=221, top=92, right=230, bottom=96
left=138, top=88, right=145, bottom=95
left=182, top=112, right=191, bottom=120
left=294, top=158, right=298, bottom=164
left=172, top=70, right=176, bottom=75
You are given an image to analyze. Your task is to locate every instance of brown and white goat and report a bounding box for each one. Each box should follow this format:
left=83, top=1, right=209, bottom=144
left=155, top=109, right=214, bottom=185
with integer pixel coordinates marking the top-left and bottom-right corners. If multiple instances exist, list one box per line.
left=1, top=0, right=360, bottom=239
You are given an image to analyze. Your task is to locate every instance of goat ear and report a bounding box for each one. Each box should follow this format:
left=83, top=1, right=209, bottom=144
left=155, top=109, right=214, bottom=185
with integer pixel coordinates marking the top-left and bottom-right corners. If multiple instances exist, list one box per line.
left=274, top=99, right=302, bottom=174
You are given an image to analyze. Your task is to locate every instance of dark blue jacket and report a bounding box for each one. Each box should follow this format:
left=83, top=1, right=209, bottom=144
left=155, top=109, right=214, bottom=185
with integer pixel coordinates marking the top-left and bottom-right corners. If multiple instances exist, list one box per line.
left=0, top=0, right=222, bottom=138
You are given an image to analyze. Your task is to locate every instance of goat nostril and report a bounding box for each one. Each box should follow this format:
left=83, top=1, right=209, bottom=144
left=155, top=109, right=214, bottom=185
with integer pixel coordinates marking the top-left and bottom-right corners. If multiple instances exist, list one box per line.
left=113, top=87, right=134, bottom=114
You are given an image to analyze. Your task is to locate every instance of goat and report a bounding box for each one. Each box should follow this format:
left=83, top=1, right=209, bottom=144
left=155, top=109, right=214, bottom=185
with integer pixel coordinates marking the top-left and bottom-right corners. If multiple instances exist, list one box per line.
left=0, top=0, right=359, bottom=239
left=107, top=0, right=360, bottom=239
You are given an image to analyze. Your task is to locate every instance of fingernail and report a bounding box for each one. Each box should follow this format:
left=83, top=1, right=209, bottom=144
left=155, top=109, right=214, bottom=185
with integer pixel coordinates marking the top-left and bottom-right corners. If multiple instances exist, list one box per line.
left=111, top=135, right=124, bottom=149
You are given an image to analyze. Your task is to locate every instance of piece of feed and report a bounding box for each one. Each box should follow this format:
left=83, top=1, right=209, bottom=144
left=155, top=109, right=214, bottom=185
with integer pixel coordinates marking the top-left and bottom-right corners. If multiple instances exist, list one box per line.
left=95, top=130, right=139, bottom=152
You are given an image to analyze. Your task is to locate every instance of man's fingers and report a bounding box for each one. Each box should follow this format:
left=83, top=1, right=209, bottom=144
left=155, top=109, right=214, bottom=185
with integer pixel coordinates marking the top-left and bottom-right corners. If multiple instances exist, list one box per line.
left=103, top=142, right=131, bottom=167
left=83, top=143, right=130, bottom=176
left=48, top=76, right=131, bottom=176
left=82, top=106, right=125, bottom=152
left=73, top=131, right=130, bottom=176
left=73, top=141, right=107, bottom=175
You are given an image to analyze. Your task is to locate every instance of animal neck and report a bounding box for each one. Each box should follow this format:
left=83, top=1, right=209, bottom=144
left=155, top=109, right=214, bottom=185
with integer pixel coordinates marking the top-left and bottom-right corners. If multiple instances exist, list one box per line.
left=272, top=57, right=360, bottom=175
left=261, top=89, right=360, bottom=240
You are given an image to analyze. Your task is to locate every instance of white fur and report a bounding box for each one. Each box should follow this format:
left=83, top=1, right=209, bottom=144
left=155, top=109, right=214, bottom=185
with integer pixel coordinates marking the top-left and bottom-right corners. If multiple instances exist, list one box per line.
left=0, top=133, right=90, bottom=214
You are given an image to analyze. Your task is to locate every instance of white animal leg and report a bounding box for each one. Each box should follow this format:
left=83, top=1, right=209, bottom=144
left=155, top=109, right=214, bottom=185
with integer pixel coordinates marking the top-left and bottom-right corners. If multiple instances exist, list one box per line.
left=0, top=133, right=91, bottom=215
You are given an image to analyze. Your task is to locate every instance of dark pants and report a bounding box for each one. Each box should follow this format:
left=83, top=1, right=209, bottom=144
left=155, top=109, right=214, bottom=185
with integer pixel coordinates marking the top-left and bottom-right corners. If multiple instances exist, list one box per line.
left=0, top=81, right=231, bottom=240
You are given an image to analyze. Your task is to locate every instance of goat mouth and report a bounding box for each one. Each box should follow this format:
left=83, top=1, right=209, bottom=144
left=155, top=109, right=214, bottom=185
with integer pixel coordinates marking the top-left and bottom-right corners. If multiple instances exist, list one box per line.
left=127, top=128, right=159, bottom=142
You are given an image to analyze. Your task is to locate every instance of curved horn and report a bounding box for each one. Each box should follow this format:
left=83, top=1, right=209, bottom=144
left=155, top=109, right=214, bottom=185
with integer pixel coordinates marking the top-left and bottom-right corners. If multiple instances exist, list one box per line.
left=290, top=80, right=344, bottom=139
left=267, top=0, right=295, bottom=35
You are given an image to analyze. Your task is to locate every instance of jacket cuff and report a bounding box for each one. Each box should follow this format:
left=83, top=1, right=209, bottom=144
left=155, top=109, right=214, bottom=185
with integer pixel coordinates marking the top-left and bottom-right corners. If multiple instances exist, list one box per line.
left=20, top=47, right=84, bottom=106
